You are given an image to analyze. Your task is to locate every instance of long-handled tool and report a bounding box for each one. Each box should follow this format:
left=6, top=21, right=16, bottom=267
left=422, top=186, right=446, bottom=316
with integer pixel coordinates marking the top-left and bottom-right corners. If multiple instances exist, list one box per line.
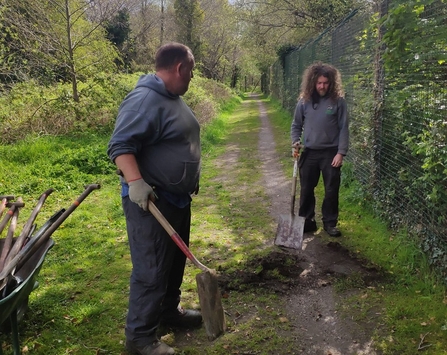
left=274, top=151, right=305, bottom=249
left=0, top=205, right=19, bottom=271
left=0, top=199, right=21, bottom=271
left=0, top=196, right=14, bottom=219
left=0, top=184, right=101, bottom=291
left=3, top=189, right=54, bottom=269
left=1, top=209, right=64, bottom=299
left=147, top=200, right=226, bottom=340
left=0, top=202, right=24, bottom=237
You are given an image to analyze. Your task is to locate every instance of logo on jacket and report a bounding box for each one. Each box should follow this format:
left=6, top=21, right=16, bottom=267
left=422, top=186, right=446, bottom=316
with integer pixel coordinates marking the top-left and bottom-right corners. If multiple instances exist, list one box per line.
left=326, top=105, right=335, bottom=115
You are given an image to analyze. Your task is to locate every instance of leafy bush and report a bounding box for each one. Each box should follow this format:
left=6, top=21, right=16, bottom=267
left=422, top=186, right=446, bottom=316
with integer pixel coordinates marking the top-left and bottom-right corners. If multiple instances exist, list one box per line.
left=0, top=71, right=236, bottom=144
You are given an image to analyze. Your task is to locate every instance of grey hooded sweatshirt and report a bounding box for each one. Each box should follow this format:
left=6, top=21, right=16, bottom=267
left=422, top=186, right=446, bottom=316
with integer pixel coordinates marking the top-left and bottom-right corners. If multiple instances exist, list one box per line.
left=291, top=96, right=349, bottom=156
left=107, top=74, right=201, bottom=197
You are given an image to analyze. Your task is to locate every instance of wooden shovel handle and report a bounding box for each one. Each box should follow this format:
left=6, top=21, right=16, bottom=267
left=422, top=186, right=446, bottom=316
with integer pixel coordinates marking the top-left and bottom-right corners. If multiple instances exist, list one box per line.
left=0, top=203, right=23, bottom=236
left=147, top=200, right=212, bottom=274
left=290, top=156, right=298, bottom=216
left=5, top=189, right=54, bottom=267
left=0, top=198, right=9, bottom=219
left=0, top=202, right=20, bottom=270
left=114, top=169, right=212, bottom=274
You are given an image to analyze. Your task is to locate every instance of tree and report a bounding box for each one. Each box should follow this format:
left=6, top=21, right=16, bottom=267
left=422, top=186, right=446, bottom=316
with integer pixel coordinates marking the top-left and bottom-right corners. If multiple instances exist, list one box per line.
left=106, top=8, right=135, bottom=70
left=1, top=0, right=123, bottom=102
left=233, top=0, right=360, bottom=73
left=174, top=0, right=204, bottom=61
left=128, top=0, right=165, bottom=71
left=198, top=0, right=239, bottom=82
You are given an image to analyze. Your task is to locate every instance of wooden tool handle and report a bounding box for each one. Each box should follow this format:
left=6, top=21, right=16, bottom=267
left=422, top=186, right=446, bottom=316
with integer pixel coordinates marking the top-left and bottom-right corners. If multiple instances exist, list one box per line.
left=148, top=200, right=212, bottom=273
left=290, top=156, right=298, bottom=216
left=114, top=169, right=212, bottom=274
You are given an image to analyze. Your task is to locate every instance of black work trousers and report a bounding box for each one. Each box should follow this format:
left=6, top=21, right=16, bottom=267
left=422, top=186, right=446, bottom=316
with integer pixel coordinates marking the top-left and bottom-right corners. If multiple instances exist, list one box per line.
left=298, top=148, right=341, bottom=228
left=122, top=194, right=190, bottom=346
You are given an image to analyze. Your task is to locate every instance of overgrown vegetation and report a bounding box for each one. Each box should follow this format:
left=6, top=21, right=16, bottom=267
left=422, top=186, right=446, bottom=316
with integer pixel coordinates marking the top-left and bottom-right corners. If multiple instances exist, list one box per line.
left=0, top=71, right=235, bottom=144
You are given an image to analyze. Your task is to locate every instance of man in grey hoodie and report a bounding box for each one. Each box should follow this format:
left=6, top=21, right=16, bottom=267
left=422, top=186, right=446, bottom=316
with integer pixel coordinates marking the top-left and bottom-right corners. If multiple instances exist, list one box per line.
left=107, top=42, right=201, bottom=355
left=291, top=62, right=349, bottom=237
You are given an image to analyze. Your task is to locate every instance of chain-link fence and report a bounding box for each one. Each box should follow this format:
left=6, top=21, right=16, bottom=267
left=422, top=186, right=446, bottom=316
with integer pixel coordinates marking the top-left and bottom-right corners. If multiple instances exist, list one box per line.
left=264, top=0, right=447, bottom=281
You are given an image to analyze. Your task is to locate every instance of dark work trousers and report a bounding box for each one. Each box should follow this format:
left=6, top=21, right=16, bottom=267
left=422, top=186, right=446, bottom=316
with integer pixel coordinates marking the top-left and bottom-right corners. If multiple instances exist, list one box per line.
left=298, top=148, right=341, bottom=228
left=123, top=194, right=190, bottom=346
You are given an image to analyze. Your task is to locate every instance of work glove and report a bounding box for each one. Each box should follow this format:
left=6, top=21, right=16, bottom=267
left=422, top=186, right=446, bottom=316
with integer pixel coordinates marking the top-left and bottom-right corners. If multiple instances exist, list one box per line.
left=292, top=142, right=303, bottom=158
left=128, top=178, right=157, bottom=211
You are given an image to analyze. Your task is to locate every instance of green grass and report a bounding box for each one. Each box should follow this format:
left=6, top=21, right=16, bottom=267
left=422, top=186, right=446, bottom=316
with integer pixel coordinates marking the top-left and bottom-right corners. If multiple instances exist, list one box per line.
left=0, top=94, right=446, bottom=354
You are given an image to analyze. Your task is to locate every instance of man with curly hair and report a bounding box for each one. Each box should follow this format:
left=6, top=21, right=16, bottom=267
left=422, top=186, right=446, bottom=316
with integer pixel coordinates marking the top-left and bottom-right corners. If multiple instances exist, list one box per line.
left=291, top=62, right=349, bottom=237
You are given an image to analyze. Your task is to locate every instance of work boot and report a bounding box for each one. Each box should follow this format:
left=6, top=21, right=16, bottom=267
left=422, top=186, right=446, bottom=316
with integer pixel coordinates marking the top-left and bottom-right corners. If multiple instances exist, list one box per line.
left=304, top=219, right=317, bottom=233
left=324, top=225, right=341, bottom=237
left=160, top=307, right=202, bottom=328
left=125, top=339, right=175, bottom=355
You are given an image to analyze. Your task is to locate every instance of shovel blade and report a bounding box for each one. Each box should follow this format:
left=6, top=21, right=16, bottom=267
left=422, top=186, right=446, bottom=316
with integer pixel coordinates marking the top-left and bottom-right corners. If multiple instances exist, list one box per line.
left=274, top=214, right=305, bottom=249
left=196, top=270, right=226, bottom=340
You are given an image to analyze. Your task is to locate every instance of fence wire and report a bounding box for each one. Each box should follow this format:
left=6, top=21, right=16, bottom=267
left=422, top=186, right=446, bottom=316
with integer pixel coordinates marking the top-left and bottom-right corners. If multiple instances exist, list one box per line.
left=265, top=0, right=447, bottom=281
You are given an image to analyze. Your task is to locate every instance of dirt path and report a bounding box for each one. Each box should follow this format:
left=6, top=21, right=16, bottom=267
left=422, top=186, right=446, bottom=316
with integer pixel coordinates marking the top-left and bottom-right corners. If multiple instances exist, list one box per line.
left=256, top=97, right=379, bottom=355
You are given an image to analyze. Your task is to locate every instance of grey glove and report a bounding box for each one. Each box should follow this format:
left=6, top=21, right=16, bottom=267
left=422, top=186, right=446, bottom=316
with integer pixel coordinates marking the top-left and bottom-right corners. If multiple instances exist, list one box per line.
left=128, top=178, right=156, bottom=211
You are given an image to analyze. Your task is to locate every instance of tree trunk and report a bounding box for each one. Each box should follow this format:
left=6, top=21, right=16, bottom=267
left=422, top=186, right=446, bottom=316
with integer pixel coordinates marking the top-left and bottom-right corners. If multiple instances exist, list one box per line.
left=65, top=0, right=79, bottom=103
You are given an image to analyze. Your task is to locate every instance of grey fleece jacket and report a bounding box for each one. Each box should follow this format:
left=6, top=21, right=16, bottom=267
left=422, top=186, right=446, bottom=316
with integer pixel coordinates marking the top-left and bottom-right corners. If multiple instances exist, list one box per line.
left=107, top=74, right=201, bottom=195
left=291, top=96, right=349, bottom=156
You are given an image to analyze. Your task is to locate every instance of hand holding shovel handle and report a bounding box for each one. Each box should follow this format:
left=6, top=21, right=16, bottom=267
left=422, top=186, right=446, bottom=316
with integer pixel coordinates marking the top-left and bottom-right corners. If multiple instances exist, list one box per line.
left=115, top=169, right=213, bottom=273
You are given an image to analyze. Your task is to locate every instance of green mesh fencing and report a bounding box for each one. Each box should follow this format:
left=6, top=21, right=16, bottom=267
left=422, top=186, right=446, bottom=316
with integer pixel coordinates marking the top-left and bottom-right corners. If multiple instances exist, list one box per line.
left=265, top=0, right=447, bottom=281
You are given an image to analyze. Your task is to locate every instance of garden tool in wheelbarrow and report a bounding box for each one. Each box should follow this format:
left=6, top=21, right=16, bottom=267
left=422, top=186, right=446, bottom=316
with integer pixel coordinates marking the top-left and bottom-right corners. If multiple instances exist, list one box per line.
left=116, top=169, right=226, bottom=340
left=0, top=184, right=101, bottom=294
left=274, top=145, right=305, bottom=250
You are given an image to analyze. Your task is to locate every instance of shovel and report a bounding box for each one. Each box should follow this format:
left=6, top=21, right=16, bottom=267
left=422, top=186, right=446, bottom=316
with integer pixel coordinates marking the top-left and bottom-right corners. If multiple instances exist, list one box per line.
left=115, top=169, right=226, bottom=339
left=274, top=151, right=305, bottom=249
left=147, top=200, right=226, bottom=340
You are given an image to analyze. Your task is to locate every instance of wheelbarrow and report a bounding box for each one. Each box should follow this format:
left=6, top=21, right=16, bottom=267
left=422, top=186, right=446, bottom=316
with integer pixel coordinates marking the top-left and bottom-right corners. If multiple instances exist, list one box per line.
left=0, top=237, right=54, bottom=355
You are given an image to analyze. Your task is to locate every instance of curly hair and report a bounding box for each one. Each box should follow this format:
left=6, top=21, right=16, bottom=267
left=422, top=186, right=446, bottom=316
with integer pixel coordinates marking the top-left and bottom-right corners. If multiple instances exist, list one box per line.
left=298, top=62, right=344, bottom=102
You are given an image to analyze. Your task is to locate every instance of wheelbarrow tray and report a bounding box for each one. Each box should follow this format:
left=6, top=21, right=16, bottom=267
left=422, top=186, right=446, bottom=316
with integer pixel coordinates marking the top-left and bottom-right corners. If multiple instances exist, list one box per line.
left=0, top=238, right=54, bottom=355
left=0, top=238, right=54, bottom=322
